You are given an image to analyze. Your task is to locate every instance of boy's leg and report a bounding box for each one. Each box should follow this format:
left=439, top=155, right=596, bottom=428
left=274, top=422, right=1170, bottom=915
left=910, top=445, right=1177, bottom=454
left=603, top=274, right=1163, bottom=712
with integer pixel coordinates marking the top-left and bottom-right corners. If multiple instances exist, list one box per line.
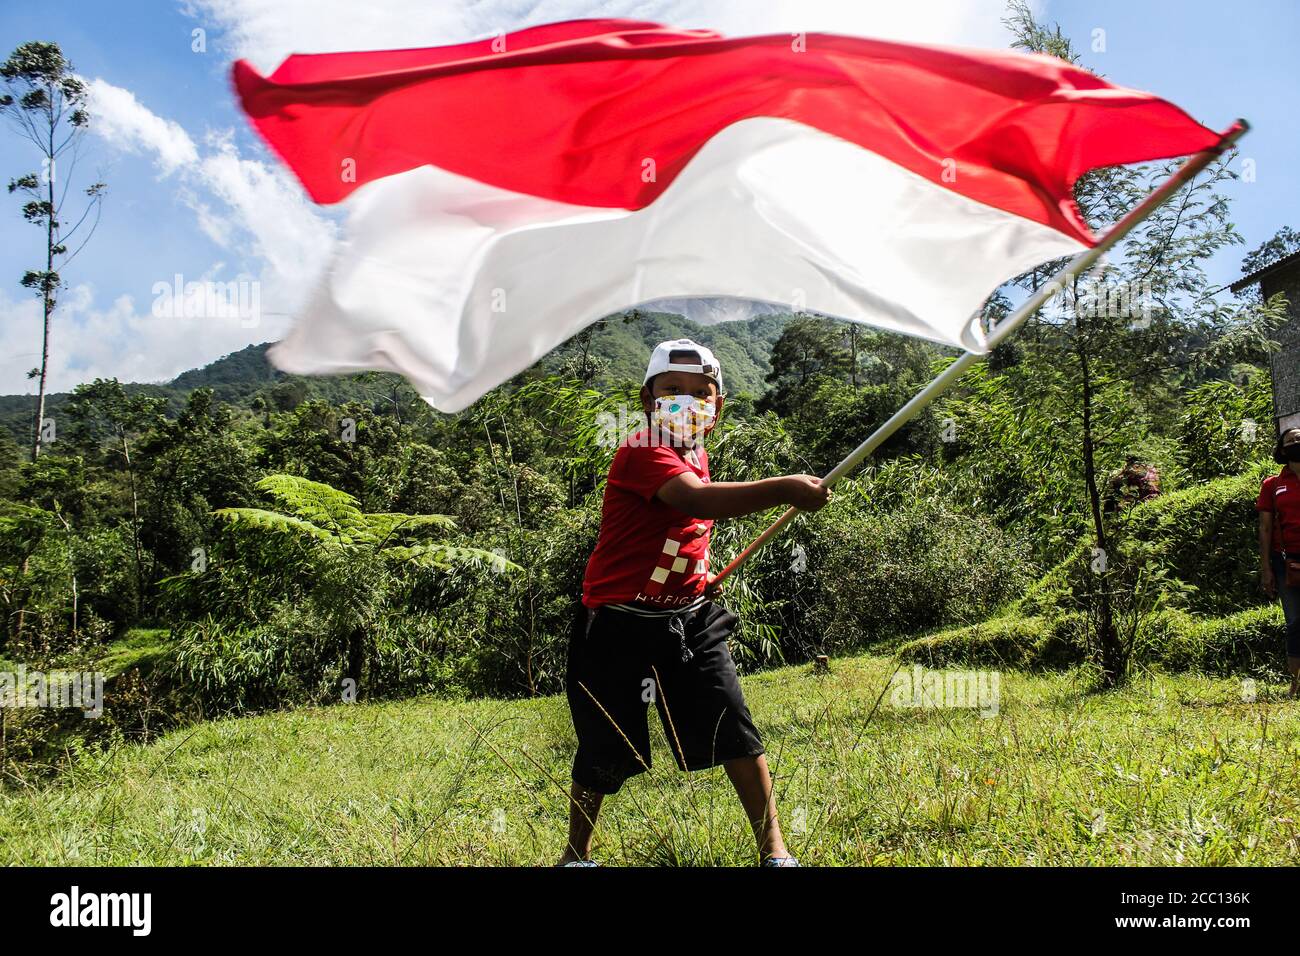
left=653, top=602, right=785, bottom=861
left=724, top=753, right=791, bottom=862
left=558, top=781, right=605, bottom=864
left=558, top=604, right=654, bottom=864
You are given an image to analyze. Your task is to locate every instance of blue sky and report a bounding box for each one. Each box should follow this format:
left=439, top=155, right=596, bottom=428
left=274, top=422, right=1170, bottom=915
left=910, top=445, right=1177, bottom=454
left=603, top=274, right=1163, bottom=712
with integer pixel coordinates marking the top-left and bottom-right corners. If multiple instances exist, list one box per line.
left=0, top=0, right=1295, bottom=394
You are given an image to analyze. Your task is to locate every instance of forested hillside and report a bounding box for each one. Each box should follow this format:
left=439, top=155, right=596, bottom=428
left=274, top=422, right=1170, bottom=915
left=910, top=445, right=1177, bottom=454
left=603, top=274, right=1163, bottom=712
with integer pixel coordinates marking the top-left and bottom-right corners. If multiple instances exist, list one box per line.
left=0, top=311, right=793, bottom=444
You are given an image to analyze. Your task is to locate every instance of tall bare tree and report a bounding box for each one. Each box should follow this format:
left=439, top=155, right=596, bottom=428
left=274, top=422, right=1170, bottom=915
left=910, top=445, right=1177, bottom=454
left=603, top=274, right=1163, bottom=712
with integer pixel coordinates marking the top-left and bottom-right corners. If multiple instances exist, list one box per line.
left=1, top=41, right=106, bottom=461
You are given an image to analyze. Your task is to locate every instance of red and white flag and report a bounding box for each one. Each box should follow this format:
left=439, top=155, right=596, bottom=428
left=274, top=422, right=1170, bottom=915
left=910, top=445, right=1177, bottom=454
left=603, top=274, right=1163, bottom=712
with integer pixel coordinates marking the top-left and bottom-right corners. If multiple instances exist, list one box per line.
left=234, top=18, right=1223, bottom=412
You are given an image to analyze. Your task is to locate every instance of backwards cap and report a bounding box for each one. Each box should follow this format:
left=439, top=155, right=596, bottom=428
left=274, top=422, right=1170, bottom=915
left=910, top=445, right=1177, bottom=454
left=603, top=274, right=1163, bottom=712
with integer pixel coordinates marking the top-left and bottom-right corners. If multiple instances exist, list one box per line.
left=643, top=338, right=722, bottom=392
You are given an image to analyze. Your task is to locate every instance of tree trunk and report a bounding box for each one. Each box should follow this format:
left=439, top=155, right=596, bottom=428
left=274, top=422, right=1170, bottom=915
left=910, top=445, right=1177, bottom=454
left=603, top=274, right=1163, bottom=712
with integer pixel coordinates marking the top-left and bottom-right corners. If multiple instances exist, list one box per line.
left=849, top=326, right=858, bottom=389
left=55, top=508, right=77, bottom=635
left=1075, top=294, right=1122, bottom=687
left=31, top=120, right=57, bottom=462
left=121, top=430, right=144, bottom=615
left=14, top=556, right=30, bottom=643
left=31, top=295, right=52, bottom=462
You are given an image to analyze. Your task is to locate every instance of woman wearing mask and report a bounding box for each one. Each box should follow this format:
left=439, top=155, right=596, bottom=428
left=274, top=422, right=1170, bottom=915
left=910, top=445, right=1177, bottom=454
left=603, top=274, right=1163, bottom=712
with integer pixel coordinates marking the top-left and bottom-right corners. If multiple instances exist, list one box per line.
left=1258, top=427, right=1300, bottom=698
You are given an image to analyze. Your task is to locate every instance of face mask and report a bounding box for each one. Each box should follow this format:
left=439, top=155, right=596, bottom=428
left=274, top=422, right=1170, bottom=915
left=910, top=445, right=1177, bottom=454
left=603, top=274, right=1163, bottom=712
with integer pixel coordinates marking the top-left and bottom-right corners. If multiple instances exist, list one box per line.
left=1285, top=445, right=1300, bottom=463
left=651, top=394, right=716, bottom=445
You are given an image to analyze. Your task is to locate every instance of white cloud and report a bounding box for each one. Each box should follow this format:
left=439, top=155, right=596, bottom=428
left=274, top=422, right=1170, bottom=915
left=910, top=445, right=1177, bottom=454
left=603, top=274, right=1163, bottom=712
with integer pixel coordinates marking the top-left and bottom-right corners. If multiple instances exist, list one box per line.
left=84, top=78, right=200, bottom=176
left=86, top=80, right=335, bottom=288
left=193, top=134, right=335, bottom=287
left=0, top=281, right=293, bottom=394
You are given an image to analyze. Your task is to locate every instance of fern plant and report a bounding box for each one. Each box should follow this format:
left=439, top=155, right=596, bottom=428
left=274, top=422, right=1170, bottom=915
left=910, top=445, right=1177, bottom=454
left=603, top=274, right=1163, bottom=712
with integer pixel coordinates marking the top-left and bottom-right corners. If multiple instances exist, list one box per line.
left=203, top=474, right=518, bottom=700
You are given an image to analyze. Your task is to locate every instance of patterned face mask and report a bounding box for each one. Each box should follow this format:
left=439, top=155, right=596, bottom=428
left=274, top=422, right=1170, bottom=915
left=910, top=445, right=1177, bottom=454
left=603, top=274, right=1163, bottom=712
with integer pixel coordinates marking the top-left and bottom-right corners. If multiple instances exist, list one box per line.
left=651, top=394, right=717, bottom=445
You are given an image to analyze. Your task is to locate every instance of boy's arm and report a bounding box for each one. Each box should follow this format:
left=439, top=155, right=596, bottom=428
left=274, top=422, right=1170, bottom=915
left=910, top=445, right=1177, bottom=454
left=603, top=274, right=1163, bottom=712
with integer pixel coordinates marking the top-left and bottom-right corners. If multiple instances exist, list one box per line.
left=656, top=470, right=829, bottom=519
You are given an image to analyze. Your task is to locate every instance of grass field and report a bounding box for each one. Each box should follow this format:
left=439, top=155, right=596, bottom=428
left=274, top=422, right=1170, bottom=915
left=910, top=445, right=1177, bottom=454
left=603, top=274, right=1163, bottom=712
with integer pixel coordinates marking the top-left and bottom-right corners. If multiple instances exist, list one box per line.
left=2, top=652, right=1298, bottom=866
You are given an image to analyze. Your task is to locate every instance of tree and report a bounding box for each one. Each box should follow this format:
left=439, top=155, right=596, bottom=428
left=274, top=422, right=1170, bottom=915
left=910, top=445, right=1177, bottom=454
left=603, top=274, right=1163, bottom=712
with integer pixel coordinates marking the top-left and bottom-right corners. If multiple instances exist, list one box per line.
left=513, top=374, right=640, bottom=505
left=556, top=316, right=609, bottom=385
left=0, top=501, right=54, bottom=650
left=760, top=316, right=851, bottom=417
left=65, top=379, right=166, bottom=614
left=998, top=1, right=1290, bottom=686
left=1175, top=373, right=1275, bottom=482
left=1, top=41, right=107, bottom=461
left=134, top=388, right=259, bottom=588
left=210, top=475, right=516, bottom=696
left=352, top=371, right=425, bottom=425
left=1236, top=226, right=1300, bottom=304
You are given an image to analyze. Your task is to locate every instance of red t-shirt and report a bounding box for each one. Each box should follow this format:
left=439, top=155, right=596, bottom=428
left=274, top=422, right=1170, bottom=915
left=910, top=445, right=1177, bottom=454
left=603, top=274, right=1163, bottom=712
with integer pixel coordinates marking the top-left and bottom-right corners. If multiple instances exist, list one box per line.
left=1256, top=468, right=1300, bottom=555
left=582, top=428, right=714, bottom=609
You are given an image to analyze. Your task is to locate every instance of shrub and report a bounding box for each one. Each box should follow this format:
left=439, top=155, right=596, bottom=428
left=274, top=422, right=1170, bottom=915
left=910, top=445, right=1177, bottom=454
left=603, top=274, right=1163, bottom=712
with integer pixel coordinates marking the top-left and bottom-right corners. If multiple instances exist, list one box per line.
left=398, top=500, right=601, bottom=699
left=779, top=489, right=1035, bottom=655
left=168, top=605, right=337, bottom=715
left=364, top=613, right=473, bottom=700
left=897, top=616, right=1053, bottom=669
left=1120, top=461, right=1277, bottom=615
left=894, top=606, right=1286, bottom=677
left=1011, top=461, right=1279, bottom=621
left=1145, top=605, right=1285, bottom=677
left=1175, top=375, right=1275, bottom=483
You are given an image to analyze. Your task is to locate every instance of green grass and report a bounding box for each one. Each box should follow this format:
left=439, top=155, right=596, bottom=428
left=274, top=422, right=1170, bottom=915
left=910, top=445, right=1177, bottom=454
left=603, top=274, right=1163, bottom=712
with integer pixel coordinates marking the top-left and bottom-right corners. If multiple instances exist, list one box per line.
left=2, top=651, right=1299, bottom=866
left=97, top=628, right=173, bottom=678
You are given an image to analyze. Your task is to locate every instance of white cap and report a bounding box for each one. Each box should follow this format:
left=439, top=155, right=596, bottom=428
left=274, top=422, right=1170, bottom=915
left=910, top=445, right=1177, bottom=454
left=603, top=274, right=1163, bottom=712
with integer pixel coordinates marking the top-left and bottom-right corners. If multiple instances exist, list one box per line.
left=643, top=338, right=723, bottom=392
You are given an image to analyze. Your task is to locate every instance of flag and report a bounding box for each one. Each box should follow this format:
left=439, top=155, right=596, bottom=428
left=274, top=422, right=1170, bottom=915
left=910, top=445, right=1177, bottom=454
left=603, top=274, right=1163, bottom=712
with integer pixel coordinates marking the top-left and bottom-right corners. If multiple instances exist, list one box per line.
left=233, top=18, right=1224, bottom=413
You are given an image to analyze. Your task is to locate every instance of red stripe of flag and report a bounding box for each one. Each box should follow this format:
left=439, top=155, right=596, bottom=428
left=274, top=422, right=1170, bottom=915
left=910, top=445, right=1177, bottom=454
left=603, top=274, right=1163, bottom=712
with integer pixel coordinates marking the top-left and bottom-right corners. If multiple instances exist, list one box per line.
left=233, top=18, right=1221, bottom=246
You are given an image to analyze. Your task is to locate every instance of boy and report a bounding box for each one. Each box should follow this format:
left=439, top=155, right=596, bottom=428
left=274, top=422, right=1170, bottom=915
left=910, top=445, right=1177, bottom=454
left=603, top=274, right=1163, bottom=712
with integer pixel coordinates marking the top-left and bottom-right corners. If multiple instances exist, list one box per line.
left=557, top=338, right=830, bottom=867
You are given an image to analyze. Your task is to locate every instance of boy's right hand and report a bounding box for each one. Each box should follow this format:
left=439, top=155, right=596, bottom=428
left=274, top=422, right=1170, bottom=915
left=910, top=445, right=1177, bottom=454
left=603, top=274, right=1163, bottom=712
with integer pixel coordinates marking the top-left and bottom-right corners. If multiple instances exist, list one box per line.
left=783, top=474, right=831, bottom=512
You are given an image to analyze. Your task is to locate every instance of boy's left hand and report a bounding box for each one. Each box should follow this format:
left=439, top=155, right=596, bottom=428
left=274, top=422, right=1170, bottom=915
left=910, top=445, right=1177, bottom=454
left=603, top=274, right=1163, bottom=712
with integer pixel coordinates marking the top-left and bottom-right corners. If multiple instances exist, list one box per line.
left=704, top=573, right=725, bottom=598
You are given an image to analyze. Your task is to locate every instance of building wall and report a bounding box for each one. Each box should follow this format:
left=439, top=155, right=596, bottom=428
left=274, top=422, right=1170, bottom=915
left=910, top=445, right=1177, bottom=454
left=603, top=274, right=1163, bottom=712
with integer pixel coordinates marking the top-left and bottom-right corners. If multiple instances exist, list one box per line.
left=1263, top=265, right=1300, bottom=432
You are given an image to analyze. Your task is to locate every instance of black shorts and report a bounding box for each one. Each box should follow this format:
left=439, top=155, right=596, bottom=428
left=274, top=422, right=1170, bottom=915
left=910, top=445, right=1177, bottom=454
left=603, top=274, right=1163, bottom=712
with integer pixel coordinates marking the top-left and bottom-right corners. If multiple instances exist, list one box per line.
left=565, top=600, right=766, bottom=794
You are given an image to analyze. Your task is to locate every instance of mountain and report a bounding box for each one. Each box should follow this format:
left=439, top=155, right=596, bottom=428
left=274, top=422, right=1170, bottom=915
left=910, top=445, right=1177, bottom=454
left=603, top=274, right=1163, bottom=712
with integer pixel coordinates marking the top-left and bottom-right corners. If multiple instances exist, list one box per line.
left=0, top=311, right=794, bottom=443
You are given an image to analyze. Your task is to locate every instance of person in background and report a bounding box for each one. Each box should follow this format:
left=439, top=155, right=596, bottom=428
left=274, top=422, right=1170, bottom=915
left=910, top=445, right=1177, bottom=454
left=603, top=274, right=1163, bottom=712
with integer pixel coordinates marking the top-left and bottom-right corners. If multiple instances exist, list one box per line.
left=1105, top=455, right=1161, bottom=513
left=1257, top=427, right=1300, bottom=698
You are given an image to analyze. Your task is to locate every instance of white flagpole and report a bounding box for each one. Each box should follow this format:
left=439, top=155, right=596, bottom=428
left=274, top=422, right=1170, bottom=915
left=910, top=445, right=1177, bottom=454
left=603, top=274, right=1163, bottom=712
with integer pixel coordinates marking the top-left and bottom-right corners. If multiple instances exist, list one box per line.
left=710, top=119, right=1250, bottom=587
